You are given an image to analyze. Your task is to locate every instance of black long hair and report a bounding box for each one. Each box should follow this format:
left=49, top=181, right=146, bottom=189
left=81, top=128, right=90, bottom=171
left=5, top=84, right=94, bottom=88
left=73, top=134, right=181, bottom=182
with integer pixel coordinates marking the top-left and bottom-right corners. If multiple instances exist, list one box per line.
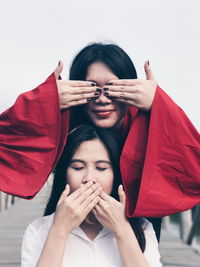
left=44, top=124, right=146, bottom=251
left=69, top=42, right=138, bottom=130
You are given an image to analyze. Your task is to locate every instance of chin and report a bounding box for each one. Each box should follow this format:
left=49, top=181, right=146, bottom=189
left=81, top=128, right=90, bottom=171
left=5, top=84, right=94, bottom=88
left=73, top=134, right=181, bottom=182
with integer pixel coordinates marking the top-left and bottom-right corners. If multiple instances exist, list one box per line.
left=93, top=120, right=116, bottom=128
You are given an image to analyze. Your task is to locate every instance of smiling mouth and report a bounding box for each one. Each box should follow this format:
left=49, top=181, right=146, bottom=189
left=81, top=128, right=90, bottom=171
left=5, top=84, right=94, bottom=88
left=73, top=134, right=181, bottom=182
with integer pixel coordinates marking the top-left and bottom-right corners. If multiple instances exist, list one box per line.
left=93, top=110, right=114, bottom=117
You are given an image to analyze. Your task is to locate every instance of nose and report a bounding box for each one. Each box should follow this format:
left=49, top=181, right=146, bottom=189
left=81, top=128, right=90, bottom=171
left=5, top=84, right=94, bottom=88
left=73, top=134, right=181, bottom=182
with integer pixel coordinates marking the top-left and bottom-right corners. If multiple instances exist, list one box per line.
left=82, top=176, right=97, bottom=184
left=94, top=89, right=112, bottom=104
left=82, top=170, right=97, bottom=184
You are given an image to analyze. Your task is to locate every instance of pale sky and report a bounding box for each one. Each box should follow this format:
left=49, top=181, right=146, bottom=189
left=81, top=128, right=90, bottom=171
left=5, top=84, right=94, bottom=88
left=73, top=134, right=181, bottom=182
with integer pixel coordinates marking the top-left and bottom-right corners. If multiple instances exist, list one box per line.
left=0, top=0, right=199, bottom=130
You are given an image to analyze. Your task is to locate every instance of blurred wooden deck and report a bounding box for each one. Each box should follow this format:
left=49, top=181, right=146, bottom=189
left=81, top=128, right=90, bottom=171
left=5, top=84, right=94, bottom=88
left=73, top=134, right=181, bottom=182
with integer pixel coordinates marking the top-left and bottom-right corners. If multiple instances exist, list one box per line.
left=0, top=186, right=200, bottom=267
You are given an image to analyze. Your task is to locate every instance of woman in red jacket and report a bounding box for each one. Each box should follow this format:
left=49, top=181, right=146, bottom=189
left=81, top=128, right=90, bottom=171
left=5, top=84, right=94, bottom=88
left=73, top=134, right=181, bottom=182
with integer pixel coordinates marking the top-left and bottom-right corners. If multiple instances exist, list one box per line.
left=0, top=43, right=199, bottom=238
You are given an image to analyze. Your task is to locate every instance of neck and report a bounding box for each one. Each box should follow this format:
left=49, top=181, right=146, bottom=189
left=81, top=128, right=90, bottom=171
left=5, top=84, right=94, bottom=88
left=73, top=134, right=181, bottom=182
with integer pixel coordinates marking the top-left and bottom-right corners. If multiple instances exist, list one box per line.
left=80, top=214, right=103, bottom=241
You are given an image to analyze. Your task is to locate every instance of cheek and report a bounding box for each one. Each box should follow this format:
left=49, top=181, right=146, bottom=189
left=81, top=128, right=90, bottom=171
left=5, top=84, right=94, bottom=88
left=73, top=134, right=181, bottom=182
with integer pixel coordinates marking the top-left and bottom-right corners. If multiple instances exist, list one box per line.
left=83, top=102, right=92, bottom=113
left=66, top=169, right=82, bottom=193
left=99, top=171, right=114, bottom=195
left=116, top=103, right=129, bottom=117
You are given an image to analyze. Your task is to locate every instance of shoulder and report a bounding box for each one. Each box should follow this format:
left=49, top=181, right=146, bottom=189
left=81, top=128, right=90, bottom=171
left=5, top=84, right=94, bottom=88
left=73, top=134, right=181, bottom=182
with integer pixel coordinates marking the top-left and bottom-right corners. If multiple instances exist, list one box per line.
left=28, top=213, right=54, bottom=228
left=140, top=218, right=160, bottom=253
left=140, top=218, right=159, bottom=245
left=141, top=218, right=155, bottom=232
left=141, top=219, right=162, bottom=266
left=24, top=213, right=54, bottom=237
left=21, top=214, right=54, bottom=266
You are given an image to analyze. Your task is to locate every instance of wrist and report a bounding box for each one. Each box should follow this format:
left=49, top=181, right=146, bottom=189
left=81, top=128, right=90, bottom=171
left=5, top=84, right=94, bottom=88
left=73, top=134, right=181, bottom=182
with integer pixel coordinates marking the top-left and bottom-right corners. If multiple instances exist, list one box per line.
left=51, top=223, right=71, bottom=239
left=114, top=220, right=132, bottom=239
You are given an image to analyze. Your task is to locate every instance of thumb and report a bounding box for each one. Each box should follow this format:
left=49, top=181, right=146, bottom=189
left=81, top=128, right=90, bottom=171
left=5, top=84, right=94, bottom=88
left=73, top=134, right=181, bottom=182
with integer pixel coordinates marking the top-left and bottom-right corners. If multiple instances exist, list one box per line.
left=144, top=60, right=155, bottom=81
left=54, top=60, right=63, bottom=80
left=57, top=184, right=70, bottom=206
left=118, top=185, right=126, bottom=206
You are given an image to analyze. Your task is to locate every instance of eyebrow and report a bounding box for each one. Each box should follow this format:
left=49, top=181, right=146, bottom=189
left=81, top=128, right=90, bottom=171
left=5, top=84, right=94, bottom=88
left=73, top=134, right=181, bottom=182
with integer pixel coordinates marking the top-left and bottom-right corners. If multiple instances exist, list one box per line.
left=70, top=159, right=111, bottom=165
left=69, top=159, right=84, bottom=164
left=96, top=160, right=111, bottom=165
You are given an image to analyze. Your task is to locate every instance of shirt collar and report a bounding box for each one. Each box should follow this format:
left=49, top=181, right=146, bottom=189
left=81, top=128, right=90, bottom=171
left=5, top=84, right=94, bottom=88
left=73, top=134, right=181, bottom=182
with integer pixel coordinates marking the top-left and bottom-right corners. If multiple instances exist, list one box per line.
left=46, top=213, right=111, bottom=242
left=71, top=226, right=111, bottom=242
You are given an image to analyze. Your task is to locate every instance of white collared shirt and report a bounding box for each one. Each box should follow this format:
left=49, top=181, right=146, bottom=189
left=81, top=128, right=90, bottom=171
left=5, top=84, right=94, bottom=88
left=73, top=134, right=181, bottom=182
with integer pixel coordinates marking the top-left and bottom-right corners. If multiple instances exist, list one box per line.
left=21, top=214, right=162, bottom=267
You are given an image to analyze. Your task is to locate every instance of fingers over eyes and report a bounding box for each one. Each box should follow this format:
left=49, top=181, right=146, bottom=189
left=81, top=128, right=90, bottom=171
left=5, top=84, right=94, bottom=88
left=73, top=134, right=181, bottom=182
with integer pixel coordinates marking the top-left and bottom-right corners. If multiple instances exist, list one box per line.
left=67, top=81, right=96, bottom=87
left=107, top=79, right=141, bottom=86
left=69, top=92, right=98, bottom=101
left=106, top=91, right=135, bottom=99
left=71, top=87, right=98, bottom=94
left=106, top=86, right=138, bottom=93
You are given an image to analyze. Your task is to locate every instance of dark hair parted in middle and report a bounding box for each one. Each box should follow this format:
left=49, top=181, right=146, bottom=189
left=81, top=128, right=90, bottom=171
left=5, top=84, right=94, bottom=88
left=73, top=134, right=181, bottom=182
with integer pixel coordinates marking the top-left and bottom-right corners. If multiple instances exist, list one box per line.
left=44, top=124, right=146, bottom=252
left=69, top=42, right=138, bottom=129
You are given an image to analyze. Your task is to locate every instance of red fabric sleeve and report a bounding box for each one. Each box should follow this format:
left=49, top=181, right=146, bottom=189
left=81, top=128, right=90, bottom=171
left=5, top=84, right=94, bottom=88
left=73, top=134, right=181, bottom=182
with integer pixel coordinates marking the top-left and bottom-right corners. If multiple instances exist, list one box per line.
left=1, top=79, right=199, bottom=216
left=0, top=73, right=69, bottom=198
left=121, top=86, right=200, bottom=217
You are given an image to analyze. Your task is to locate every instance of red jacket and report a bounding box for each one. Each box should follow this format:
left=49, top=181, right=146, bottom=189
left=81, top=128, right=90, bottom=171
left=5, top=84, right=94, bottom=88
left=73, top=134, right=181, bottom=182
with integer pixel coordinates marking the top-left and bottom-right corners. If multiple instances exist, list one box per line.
left=0, top=73, right=199, bottom=217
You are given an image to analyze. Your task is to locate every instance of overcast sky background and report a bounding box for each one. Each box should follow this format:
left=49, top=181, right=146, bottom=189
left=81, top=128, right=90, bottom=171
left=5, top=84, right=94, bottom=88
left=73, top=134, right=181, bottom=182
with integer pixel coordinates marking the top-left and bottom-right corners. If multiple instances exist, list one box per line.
left=0, top=0, right=199, bottom=130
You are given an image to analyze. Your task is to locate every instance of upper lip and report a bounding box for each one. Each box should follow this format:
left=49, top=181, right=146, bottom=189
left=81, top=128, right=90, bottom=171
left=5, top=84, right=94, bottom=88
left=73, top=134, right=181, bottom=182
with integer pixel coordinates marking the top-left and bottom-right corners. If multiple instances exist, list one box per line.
left=93, top=109, right=114, bottom=112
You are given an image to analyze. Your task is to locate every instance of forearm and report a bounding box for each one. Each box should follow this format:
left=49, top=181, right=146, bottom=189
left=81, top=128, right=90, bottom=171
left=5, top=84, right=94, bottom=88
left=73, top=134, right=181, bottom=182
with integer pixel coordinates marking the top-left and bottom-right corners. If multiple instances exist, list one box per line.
left=36, top=225, right=69, bottom=267
left=115, top=222, right=149, bottom=267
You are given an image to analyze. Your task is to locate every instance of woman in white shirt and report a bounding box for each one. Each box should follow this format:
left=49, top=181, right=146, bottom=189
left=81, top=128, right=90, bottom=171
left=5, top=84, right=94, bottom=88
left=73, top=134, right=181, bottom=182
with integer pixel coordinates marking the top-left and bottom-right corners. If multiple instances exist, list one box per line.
left=21, top=124, right=162, bottom=267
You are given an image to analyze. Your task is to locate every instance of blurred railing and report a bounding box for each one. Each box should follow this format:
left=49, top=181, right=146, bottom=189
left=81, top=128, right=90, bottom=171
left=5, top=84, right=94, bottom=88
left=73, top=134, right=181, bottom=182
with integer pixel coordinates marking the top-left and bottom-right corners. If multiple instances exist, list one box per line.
left=0, top=176, right=52, bottom=212
left=163, top=205, right=200, bottom=246
left=0, top=191, right=20, bottom=211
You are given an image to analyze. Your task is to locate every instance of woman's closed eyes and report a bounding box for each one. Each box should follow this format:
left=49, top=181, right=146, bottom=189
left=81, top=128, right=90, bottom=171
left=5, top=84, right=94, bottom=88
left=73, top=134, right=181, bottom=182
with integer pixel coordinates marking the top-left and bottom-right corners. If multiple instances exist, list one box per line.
left=69, top=160, right=111, bottom=171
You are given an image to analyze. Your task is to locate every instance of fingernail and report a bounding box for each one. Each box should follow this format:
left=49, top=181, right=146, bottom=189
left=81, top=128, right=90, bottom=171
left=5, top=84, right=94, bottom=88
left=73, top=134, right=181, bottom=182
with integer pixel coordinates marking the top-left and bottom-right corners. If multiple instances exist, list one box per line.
left=91, top=82, right=96, bottom=86
left=87, top=98, right=92, bottom=102
left=94, top=91, right=100, bottom=96
left=96, top=88, right=102, bottom=92
left=147, top=60, right=150, bottom=66
left=58, top=60, right=61, bottom=66
left=103, top=87, right=109, bottom=91
left=107, top=82, right=113, bottom=85
left=104, top=91, right=109, bottom=96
